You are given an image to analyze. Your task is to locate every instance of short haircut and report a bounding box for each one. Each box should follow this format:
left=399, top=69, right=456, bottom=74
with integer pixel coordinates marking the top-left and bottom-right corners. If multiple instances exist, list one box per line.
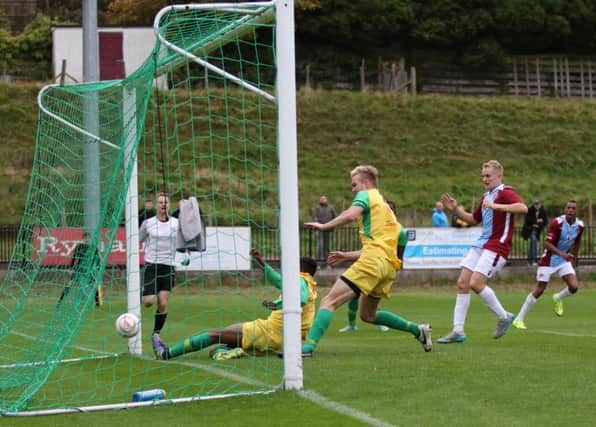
left=156, top=192, right=169, bottom=201
left=566, top=199, right=577, bottom=207
left=300, top=256, right=318, bottom=276
left=482, top=160, right=503, bottom=176
left=350, top=165, right=378, bottom=186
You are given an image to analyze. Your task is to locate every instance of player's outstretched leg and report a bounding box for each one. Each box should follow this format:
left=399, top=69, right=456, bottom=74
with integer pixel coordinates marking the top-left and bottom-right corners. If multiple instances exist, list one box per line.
left=493, top=312, right=515, bottom=339
left=437, top=330, right=467, bottom=343
left=513, top=292, right=538, bottom=329
left=339, top=298, right=359, bottom=332
left=552, top=293, right=564, bottom=316
left=153, top=332, right=214, bottom=360
left=302, top=308, right=334, bottom=357
left=374, top=310, right=432, bottom=352
left=438, top=293, right=470, bottom=344
left=153, top=334, right=170, bottom=360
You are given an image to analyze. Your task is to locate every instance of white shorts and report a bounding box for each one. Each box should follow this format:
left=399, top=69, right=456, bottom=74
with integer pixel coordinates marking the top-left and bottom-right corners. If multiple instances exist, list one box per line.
left=460, top=247, right=507, bottom=279
left=536, top=262, right=575, bottom=283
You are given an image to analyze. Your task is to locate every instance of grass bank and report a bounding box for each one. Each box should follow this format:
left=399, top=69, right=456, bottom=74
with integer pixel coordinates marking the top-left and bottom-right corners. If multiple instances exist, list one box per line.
left=1, top=83, right=594, bottom=225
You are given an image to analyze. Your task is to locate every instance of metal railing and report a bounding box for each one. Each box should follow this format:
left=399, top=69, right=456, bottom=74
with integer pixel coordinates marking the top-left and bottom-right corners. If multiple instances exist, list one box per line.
left=254, top=226, right=596, bottom=265
left=0, top=225, right=593, bottom=265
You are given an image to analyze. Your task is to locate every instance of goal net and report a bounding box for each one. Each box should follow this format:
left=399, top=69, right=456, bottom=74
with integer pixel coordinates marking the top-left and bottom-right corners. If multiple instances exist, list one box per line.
left=0, top=1, right=300, bottom=415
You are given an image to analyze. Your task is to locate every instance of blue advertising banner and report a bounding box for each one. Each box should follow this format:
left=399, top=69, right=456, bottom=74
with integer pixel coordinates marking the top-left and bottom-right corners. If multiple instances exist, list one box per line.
left=403, top=227, right=479, bottom=269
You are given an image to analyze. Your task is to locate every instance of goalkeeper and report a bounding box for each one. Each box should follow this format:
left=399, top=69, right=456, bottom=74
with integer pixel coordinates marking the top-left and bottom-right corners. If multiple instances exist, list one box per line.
left=153, top=249, right=318, bottom=360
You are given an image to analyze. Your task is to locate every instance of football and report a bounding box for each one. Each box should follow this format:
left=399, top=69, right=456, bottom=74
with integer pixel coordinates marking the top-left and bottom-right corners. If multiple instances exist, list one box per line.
left=115, top=313, right=140, bottom=338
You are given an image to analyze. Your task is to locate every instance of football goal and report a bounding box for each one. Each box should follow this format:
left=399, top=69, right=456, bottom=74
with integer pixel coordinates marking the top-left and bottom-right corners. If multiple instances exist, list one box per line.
left=0, top=1, right=301, bottom=415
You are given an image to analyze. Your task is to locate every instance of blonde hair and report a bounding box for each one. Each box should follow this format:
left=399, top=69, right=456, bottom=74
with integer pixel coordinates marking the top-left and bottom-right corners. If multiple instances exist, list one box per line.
left=350, top=165, right=378, bottom=186
left=482, top=160, right=503, bottom=176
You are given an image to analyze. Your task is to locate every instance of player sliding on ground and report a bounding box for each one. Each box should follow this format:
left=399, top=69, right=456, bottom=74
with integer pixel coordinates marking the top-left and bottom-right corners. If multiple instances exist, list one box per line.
left=301, top=165, right=432, bottom=357
left=152, top=249, right=317, bottom=361
left=513, top=200, right=584, bottom=329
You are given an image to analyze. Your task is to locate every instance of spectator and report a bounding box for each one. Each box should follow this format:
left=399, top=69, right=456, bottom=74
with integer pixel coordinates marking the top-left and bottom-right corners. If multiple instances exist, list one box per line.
left=432, top=201, right=449, bottom=227
left=312, top=195, right=336, bottom=265
left=521, top=199, right=548, bottom=266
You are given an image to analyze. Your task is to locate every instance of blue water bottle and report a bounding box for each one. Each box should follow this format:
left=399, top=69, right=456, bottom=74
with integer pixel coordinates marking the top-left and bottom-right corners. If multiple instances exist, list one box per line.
left=132, top=388, right=166, bottom=402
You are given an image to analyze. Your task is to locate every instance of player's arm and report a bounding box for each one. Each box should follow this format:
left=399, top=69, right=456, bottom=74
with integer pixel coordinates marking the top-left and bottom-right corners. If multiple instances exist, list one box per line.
left=483, top=188, right=528, bottom=214
left=543, top=240, right=573, bottom=262
left=483, top=200, right=528, bottom=214
left=263, top=277, right=309, bottom=311
left=305, top=205, right=362, bottom=231
left=569, top=227, right=584, bottom=266
left=441, top=193, right=478, bottom=225
left=138, top=220, right=148, bottom=243
left=397, top=228, right=407, bottom=262
left=250, top=248, right=284, bottom=291
left=327, top=250, right=360, bottom=266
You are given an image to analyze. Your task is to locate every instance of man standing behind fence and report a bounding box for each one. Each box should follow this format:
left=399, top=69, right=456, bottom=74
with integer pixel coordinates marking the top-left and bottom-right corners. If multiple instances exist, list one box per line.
left=312, top=195, right=336, bottom=266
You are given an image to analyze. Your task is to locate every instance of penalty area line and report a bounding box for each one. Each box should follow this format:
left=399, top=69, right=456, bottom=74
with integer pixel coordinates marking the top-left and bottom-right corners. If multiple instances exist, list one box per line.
left=6, top=328, right=397, bottom=426
left=152, top=356, right=396, bottom=427
left=533, top=329, right=596, bottom=338
left=297, top=390, right=397, bottom=427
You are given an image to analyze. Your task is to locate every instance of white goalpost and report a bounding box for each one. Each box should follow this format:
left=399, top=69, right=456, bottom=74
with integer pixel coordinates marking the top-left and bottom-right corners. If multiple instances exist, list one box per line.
left=1, top=0, right=303, bottom=416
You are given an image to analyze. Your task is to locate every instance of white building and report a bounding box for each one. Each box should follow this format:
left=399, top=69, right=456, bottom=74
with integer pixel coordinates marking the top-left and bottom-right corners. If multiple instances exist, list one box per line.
left=52, top=26, right=156, bottom=84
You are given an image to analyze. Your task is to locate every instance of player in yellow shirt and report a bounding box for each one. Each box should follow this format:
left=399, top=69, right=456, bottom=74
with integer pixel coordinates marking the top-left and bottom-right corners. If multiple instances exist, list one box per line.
left=339, top=223, right=408, bottom=332
left=302, top=165, right=432, bottom=357
left=153, top=249, right=318, bottom=360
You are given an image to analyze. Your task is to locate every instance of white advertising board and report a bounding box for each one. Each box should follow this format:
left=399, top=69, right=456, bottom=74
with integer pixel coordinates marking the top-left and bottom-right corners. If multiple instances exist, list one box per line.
left=175, top=227, right=251, bottom=271
left=403, top=227, right=479, bottom=269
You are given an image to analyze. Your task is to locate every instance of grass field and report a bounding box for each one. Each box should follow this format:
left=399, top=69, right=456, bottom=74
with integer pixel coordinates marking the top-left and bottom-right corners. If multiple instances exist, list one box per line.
left=5, top=283, right=596, bottom=427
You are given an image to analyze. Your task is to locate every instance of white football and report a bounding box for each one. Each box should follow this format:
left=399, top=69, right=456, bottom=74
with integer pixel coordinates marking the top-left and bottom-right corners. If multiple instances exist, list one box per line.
left=115, top=313, right=140, bottom=338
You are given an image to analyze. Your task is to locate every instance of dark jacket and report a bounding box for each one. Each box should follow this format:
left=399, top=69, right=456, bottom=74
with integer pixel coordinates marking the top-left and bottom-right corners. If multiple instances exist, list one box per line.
left=521, top=205, right=548, bottom=239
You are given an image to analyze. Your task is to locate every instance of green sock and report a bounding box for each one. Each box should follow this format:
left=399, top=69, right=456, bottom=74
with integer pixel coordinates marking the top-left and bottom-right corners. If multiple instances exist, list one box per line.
left=347, top=298, right=359, bottom=327
left=375, top=310, right=419, bottom=337
left=169, top=333, right=213, bottom=358
left=302, top=308, right=333, bottom=352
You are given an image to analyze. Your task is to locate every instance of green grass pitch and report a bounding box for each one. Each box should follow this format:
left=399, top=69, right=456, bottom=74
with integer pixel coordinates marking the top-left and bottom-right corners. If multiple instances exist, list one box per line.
left=5, top=286, right=596, bottom=426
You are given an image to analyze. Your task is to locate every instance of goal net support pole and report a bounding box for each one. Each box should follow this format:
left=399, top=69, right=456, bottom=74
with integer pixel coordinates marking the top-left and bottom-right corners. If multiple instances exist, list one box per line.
left=275, top=0, right=303, bottom=391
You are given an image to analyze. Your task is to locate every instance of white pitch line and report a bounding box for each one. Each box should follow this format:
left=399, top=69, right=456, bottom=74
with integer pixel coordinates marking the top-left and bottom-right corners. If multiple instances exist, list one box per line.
left=533, top=329, right=596, bottom=338
left=298, top=389, right=398, bottom=427
left=154, top=357, right=397, bottom=427
left=7, top=329, right=396, bottom=426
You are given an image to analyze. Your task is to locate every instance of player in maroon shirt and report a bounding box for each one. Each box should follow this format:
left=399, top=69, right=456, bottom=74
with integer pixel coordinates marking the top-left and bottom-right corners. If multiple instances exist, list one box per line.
left=438, top=160, right=527, bottom=343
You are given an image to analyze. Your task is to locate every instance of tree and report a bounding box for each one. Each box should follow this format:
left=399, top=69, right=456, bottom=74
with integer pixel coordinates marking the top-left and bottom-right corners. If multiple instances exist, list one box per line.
left=107, top=0, right=321, bottom=25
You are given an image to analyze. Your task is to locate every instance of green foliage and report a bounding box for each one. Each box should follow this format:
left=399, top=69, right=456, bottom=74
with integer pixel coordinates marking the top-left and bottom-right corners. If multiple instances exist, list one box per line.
left=1, top=13, right=64, bottom=80
left=296, top=0, right=596, bottom=69
left=15, top=14, right=53, bottom=62
left=0, top=27, right=15, bottom=70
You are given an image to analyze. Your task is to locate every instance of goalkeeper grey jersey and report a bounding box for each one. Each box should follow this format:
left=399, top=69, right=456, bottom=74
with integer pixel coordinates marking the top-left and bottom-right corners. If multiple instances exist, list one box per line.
left=139, top=216, right=179, bottom=265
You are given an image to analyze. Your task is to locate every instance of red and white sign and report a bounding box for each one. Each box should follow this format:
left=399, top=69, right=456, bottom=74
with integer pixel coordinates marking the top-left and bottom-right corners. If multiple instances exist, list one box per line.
left=31, top=226, right=251, bottom=271
left=32, top=227, right=131, bottom=266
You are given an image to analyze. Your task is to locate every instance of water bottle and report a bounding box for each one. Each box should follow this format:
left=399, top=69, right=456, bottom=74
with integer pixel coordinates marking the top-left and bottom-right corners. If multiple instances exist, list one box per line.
left=132, top=388, right=166, bottom=402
